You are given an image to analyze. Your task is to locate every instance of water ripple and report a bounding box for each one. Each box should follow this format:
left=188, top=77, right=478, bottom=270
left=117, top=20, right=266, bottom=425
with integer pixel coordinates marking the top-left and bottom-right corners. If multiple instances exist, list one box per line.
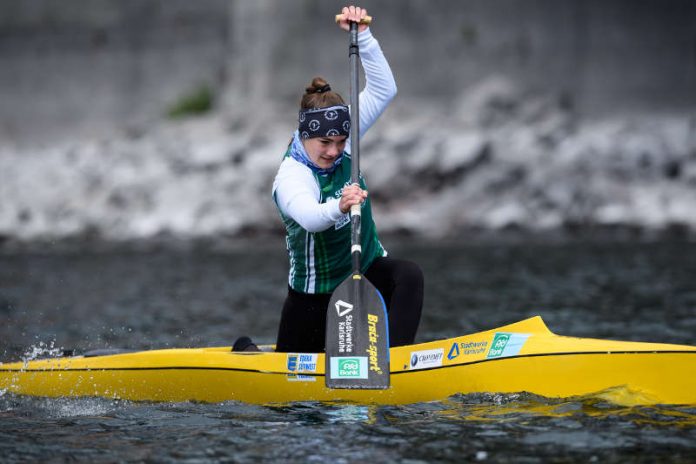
left=1, top=242, right=696, bottom=462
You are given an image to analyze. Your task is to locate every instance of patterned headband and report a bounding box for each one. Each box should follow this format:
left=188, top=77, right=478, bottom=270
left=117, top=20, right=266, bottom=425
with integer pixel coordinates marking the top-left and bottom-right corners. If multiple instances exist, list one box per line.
left=298, top=105, right=351, bottom=140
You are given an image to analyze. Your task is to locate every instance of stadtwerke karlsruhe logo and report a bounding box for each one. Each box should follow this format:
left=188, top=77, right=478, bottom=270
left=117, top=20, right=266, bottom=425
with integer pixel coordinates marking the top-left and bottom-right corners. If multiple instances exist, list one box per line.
left=447, top=342, right=460, bottom=360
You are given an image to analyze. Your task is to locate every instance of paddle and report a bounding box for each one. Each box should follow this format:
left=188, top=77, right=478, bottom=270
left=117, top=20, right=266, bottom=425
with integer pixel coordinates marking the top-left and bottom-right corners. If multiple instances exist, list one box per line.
left=325, top=17, right=390, bottom=389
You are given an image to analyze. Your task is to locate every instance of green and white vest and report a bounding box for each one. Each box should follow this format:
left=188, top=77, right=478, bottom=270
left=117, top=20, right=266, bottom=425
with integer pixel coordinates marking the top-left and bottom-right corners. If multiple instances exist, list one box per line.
left=274, top=149, right=386, bottom=294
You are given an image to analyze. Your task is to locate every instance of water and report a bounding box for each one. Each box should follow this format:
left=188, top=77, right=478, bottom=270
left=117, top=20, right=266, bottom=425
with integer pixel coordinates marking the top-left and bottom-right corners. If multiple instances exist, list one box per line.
left=1, top=239, right=696, bottom=462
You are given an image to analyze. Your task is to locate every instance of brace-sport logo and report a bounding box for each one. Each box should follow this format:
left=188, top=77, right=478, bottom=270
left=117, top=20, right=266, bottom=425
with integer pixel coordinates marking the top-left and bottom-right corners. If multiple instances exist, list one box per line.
left=366, top=314, right=382, bottom=375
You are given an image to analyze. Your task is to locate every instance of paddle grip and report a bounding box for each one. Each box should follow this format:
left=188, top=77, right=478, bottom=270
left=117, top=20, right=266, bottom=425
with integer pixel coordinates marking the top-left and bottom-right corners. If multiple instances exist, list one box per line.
left=335, top=14, right=373, bottom=25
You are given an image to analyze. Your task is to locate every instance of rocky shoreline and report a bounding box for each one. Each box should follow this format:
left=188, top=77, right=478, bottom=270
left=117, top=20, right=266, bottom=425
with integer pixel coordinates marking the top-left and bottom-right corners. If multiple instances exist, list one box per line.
left=2, top=77, right=695, bottom=248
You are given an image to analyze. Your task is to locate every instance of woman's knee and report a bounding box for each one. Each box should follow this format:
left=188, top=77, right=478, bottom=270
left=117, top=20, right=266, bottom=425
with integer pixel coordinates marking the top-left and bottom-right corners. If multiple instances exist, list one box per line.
left=396, top=260, right=424, bottom=290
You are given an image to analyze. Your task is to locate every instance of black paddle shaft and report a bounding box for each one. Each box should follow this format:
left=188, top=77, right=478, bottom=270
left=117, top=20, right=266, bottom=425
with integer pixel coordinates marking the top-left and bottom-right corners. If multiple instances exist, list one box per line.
left=349, top=21, right=361, bottom=274
left=325, top=19, right=390, bottom=390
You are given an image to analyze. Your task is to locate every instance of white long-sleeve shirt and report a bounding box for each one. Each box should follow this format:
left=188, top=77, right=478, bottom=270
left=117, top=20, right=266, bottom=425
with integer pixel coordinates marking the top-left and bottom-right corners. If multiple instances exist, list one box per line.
left=272, top=28, right=397, bottom=233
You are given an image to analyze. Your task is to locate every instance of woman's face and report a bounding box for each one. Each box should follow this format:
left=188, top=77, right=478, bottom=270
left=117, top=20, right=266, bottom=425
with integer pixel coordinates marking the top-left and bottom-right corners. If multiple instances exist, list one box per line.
left=303, top=136, right=347, bottom=169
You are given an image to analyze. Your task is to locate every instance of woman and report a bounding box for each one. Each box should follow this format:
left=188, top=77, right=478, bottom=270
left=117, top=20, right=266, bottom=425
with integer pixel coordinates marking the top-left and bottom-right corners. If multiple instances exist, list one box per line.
left=270, top=6, right=424, bottom=353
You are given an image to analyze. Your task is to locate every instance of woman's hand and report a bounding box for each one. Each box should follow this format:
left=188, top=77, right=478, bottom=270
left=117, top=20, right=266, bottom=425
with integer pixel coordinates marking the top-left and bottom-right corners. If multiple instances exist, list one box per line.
left=339, top=183, right=368, bottom=214
left=337, top=5, right=369, bottom=32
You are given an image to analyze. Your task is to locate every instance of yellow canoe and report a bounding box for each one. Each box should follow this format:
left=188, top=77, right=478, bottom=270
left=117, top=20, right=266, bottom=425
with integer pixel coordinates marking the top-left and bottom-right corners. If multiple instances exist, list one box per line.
left=1, top=316, right=694, bottom=406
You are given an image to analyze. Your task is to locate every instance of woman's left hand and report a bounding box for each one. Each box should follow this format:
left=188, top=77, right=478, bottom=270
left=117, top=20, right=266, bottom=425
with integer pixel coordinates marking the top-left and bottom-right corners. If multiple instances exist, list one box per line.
left=337, top=5, right=369, bottom=32
left=339, top=183, right=368, bottom=214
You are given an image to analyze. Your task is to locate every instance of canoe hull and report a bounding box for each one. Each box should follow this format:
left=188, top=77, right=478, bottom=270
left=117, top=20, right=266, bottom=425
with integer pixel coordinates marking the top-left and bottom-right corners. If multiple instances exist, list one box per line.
left=2, top=317, right=695, bottom=405
left=2, top=352, right=694, bottom=405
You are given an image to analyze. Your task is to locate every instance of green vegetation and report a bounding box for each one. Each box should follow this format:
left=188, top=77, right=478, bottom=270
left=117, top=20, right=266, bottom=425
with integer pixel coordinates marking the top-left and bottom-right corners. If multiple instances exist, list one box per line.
left=167, top=85, right=214, bottom=118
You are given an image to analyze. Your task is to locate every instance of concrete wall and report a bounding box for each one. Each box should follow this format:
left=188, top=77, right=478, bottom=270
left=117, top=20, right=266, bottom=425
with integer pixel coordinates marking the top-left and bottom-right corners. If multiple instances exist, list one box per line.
left=1, top=0, right=694, bottom=144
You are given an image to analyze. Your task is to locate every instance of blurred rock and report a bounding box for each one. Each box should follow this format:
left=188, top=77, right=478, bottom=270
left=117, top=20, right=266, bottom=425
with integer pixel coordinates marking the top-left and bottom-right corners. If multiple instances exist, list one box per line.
left=1, top=80, right=695, bottom=244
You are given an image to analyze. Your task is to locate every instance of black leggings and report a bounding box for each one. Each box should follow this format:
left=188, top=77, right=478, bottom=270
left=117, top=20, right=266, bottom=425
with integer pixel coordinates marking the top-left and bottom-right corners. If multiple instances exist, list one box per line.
left=275, top=257, right=424, bottom=352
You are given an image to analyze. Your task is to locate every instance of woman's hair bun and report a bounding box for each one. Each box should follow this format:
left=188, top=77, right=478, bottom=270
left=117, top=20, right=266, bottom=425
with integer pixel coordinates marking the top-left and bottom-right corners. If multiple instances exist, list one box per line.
left=305, top=76, right=331, bottom=94
left=306, top=77, right=332, bottom=94
left=300, top=76, right=344, bottom=109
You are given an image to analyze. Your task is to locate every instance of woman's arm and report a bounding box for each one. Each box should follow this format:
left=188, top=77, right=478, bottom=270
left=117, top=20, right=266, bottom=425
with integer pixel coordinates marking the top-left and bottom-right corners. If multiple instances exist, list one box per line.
left=357, top=28, right=398, bottom=139
left=274, top=159, right=368, bottom=233
left=273, top=159, right=344, bottom=233
left=337, top=6, right=397, bottom=141
left=275, top=8, right=388, bottom=232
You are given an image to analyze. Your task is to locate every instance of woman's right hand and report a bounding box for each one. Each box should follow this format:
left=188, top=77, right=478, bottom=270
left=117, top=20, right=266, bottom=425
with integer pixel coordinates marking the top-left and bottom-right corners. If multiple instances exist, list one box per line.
left=339, top=183, right=368, bottom=214
left=336, top=5, right=369, bottom=32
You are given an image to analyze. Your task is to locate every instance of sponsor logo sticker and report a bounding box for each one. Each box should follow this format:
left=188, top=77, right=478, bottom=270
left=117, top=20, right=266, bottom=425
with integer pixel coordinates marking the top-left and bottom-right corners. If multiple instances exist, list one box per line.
left=409, top=348, right=444, bottom=370
left=447, top=342, right=460, bottom=360
left=330, top=356, right=369, bottom=379
left=286, top=353, right=319, bottom=373
left=486, top=333, right=530, bottom=358
left=287, top=374, right=316, bottom=382
left=448, top=340, right=489, bottom=360
left=366, top=314, right=383, bottom=375
left=335, top=300, right=353, bottom=317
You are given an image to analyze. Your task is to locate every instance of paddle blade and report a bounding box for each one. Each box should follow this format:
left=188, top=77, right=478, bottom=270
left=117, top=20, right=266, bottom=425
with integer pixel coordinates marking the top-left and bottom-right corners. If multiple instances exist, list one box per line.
left=325, top=274, right=390, bottom=389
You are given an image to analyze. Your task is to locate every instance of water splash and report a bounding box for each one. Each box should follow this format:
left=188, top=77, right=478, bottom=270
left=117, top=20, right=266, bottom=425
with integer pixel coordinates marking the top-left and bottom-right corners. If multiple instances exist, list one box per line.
left=325, top=404, right=370, bottom=423
left=0, top=392, right=130, bottom=418
left=21, top=340, right=64, bottom=369
left=48, top=397, right=125, bottom=418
